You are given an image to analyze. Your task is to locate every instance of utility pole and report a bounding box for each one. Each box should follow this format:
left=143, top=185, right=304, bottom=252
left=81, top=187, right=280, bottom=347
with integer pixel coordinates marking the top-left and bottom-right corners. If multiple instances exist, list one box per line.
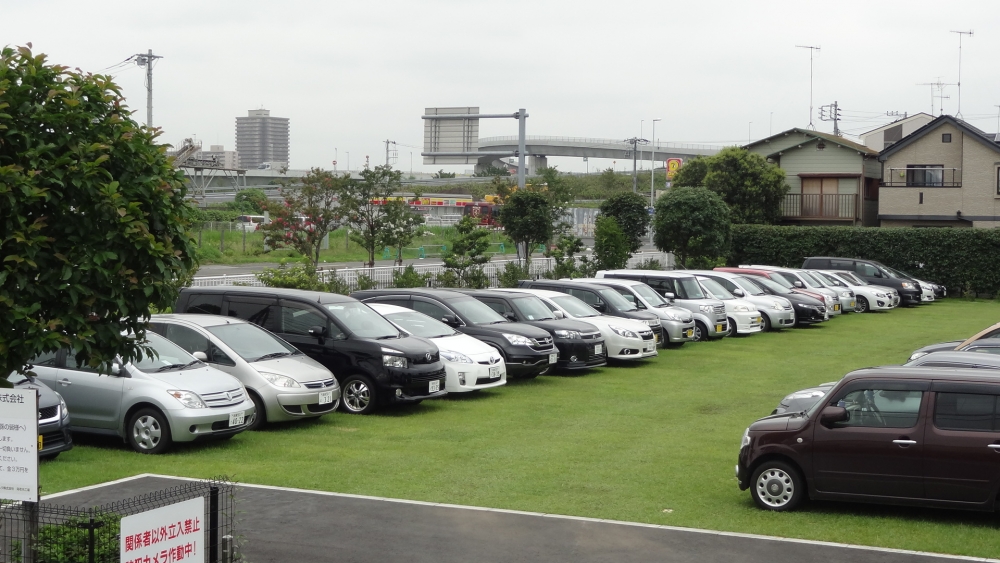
left=951, top=30, right=973, bottom=118
left=134, top=49, right=162, bottom=128
left=651, top=119, right=661, bottom=208
left=383, top=140, right=397, bottom=168
left=624, top=137, right=649, bottom=192
left=796, top=45, right=821, bottom=129
left=819, top=101, right=842, bottom=136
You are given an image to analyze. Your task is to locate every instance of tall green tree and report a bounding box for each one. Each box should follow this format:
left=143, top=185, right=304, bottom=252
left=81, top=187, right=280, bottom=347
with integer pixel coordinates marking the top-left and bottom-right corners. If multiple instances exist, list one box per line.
left=673, top=147, right=788, bottom=224
left=598, top=167, right=630, bottom=193
left=1, top=45, right=197, bottom=383
left=535, top=166, right=575, bottom=234
left=379, top=195, right=425, bottom=266
left=497, top=190, right=552, bottom=265
left=261, top=168, right=346, bottom=266
left=440, top=216, right=491, bottom=288
left=339, top=165, right=404, bottom=267
left=598, top=192, right=650, bottom=254
left=593, top=216, right=631, bottom=270
left=232, top=187, right=269, bottom=214
left=653, top=187, right=731, bottom=268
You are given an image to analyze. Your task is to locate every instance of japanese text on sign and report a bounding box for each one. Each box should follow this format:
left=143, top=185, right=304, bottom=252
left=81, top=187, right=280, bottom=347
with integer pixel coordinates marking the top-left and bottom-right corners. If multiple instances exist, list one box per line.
left=0, top=388, right=38, bottom=503
left=120, top=497, right=204, bottom=563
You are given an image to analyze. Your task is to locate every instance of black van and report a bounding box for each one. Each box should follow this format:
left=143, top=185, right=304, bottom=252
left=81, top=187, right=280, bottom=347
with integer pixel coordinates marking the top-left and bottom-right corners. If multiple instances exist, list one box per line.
left=174, top=286, right=446, bottom=414
left=458, top=289, right=608, bottom=370
left=350, top=289, right=556, bottom=378
left=801, top=257, right=922, bottom=306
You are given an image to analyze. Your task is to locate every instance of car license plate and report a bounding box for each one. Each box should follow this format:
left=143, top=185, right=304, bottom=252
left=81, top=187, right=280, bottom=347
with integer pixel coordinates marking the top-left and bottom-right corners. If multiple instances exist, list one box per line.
left=38, top=435, right=43, bottom=450
left=755, top=317, right=762, bottom=324
left=429, top=379, right=440, bottom=393
left=595, top=344, right=603, bottom=354
left=229, top=412, right=245, bottom=427
left=715, top=324, right=723, bottom=333
left=834, top=304, right=841, bottom=311
left=319, top=391, right=333, bottom=405
left=645, top=342, right=655, bottom=352
left=686, top=329, right=694, bottom=338
left=548, top=353, right=558, bottom=364
left=654, top=333, right=660, bottom=343
left=489, top=366, right=501, bottom=379
left=850, top=301, right=856, bottom=308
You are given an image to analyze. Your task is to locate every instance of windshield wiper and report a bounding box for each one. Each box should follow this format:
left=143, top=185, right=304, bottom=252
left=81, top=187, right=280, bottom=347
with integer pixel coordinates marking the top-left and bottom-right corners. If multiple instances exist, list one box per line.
left=489, top=320, right=508, bottom=324
left=254, top=352, right=292, bottom=362
left=181, top=360, right=203, bottom=369
left=376, top=334, right=401, bottom=340
left=155, top=363, right=188, bottom=372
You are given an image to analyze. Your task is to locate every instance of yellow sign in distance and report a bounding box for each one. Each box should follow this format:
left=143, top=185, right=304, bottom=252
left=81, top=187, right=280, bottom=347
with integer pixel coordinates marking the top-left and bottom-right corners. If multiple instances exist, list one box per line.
left=666, top=158, right=683, bottom=179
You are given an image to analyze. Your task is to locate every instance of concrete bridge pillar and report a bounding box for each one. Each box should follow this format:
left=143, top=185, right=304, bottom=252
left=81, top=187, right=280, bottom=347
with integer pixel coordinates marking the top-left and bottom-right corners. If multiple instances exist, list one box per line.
left=528, top=155, right=548, bottom=176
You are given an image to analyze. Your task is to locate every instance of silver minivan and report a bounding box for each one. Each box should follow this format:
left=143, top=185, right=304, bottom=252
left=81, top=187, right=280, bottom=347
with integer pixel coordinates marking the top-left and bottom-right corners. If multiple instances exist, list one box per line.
left=150, top=314, right=341, bottom=429
left=29, top=332, right=255, bottom=454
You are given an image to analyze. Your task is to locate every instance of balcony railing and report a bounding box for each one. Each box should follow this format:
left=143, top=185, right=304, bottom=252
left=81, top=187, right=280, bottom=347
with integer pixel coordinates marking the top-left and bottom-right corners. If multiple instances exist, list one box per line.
left=781, top=193, right=856, bottom=220
left=882, top=167, right=962, bottom=187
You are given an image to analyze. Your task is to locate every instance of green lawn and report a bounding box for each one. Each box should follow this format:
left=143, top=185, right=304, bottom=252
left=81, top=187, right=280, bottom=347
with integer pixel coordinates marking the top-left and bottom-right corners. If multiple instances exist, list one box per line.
left=41, top=300, right=1000, bottom=557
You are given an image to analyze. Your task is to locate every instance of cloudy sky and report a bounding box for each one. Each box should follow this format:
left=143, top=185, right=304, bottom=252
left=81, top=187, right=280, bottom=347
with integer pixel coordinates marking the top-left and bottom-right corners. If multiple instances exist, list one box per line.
left=4, top=1, right=999, bottom=173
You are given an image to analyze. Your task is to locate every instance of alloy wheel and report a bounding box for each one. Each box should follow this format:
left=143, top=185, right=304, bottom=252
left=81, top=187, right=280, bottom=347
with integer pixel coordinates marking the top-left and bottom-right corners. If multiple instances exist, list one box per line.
left=344, top=380, right=371, bottom=412
left=132, top=415, right=162, bottom=451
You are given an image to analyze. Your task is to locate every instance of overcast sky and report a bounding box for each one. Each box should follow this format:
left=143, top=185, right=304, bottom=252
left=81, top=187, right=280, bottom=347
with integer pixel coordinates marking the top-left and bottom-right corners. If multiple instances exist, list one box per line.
left=4, top=1, right=999, bottom=173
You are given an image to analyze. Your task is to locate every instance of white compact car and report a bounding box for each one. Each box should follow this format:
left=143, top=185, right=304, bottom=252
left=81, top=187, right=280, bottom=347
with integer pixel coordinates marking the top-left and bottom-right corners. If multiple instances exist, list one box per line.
left=695, top=276, right=762, bottom=335
left=368, top=303, right=507, bottom=393
left=568, top=278, right=696, bottom=344
left=681, top=270, right=795, bottom=331
left=819, top=270, right=899, bottom=312
left=502, top=288, right=657, bottom=360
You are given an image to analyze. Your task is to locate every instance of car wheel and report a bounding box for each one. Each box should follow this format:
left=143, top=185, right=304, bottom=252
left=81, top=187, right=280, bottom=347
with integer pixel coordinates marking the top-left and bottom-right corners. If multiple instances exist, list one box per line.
left=40, top=453, right=59, bottom=461
left=127, top=408, right=173, bottom=455
left=750, top=461, right=805, bottom=511
left=246, top=391, right=266, bottom=431
left=727, top=317, right=738, bottom=336
left=340, top=374, right=378, bottom=415
left=857, top=296, right=870, bottom=313
left=692, top=321, right=708, bottom=342
left=761, top=314, right=772, bottom=332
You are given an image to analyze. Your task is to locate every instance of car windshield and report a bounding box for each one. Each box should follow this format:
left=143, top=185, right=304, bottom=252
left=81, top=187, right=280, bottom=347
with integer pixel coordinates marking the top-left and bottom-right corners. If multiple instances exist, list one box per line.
left=7, top=372, right=28, bottom=384
left=732, top=276, right=765, bottom=296
left=324, top=302, right=401, bottom=339
left=630, top=283, right=669, bottom=306
left=698, top=277, right=734, bottom=300
left=751, top=276, right=793, bottom=294
left=207, top=323, right=299, bottom=362
left=763, top=274, right=794, bottom=289
left=133, top=332, right=201, bottom=373
left=883, top=265, right=915, bottom=280
left=673, top=276, right=707, bottom=299
left=798, top=271, right=824, bottom=288
left=834, top=271, right=865, bottom=285
left=512, top=297, right=556, bottom=321
left=551, top=295, right=601, bottom=318
left=815, top=272, right=845, bottom=287
left=386, top=311, right=457, bottom=338
left=451, top=297, right=508, bottom=325
left=597, top=288, right=637, bottom=311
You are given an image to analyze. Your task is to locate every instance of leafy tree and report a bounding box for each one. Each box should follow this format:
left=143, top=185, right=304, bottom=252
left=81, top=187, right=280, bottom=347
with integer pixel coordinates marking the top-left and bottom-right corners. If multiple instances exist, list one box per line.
left=653, top=187, right=731, bottom=268
left=598, top=168, right=629, bottom=192
left=1, top=45, right=196, bottom=383
left=260, top=168, right=345, bottom=266
left=670, top=156, right=710, bottom=188
left=232, top=187, right=269, bottom=214
left=673, top=148, right=788, bottom=224
left=497, top=261, right=530, bottom=288
left=339, top=165, right=403, bottom=267
left=379, top=196, right=425, bottom=266
left=598, top=192, right=650, bottom=254
left=433, top=169, right=456, bottom=179
left=392, top=265, right=432, bottom=288
left=497, top=190, right=552, bottom=265
left=543, top=234, right=584, bottom=279
left=593, top=216, right=631, bottom=270
left=473, top=166, right=511, bottom=177
left=487, top=175, right=517, bottom=203
left=534, top=166, right=574, bottom=234
left=441, top=216, right=491, bottom=288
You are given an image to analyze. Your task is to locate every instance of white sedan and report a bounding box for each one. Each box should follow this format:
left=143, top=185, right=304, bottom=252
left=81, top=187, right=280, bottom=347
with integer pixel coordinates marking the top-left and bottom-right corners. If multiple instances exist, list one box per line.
left=818, top=270, right=898, bottom=313
left=368, top=304, right=506, bottom=393
left=501, top=288, right=657, bottom=360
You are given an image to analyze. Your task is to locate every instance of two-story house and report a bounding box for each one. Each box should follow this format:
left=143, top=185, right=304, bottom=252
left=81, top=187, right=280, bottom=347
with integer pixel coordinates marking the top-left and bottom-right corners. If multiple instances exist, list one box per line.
left=745, top=129, right=881, bottom=226
left=878, top=115, right=1000, bottom=228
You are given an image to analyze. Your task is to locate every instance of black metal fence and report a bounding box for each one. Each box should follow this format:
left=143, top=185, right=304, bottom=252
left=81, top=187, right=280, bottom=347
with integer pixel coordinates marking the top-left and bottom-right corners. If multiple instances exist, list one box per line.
left=0, top=477, right=240, bottom=563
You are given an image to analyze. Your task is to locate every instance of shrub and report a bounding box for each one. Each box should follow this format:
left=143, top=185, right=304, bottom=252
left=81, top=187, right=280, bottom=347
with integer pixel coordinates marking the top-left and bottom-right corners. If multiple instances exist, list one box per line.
left=497, top=262, right=530, bottom=288
left=543, top=235, right=585, bottom=279
left=634, top=258, right=664, bottom=270
left=257, top=260, right=326, bottom=291
left=593, top=216, right=630, bottom=270
left=12, top=512, right=121, bottom=563
left=355, top=273, right=378, bottom=291
left=392, top=265, right=432, bottom=288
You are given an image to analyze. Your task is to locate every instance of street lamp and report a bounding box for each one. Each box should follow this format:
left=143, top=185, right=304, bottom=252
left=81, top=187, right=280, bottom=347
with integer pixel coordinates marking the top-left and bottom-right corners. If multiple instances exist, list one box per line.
left=651, top=118, right=661, bottom=208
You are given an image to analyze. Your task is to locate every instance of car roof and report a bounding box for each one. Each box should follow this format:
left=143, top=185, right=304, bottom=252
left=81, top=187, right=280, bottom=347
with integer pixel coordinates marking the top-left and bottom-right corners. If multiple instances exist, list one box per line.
left=150, top=314, right=248, bottom=328
left=957, top=322, right=1000, bottom=349
left=455, top=289, right=533, bottom=299
left=805, top=256, right=881, bottom=265
left=571, top=277, right=642, bottom=287
left=715, top=267, right=774, bottom=277
left=844, top=365, right=1000, bottom=384
left=351, top=288, right=473, bottom=300
left=523, top=279, right=620, bottom=291
left=181, top=285, right=355, bottom=304
left=598, top=269, right=696, bottom=278
left=502, top=288, right=566, bottom=299
left=910, top=351, right=1000, bottom=367
left=366, top=303, right=411, bottom=315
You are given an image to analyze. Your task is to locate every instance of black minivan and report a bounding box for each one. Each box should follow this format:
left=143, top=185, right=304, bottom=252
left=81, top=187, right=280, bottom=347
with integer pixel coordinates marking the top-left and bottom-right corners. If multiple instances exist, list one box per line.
left=350, top=289, right=557, bottom=378
left=174, top=286, right=446, bottom=414
left=801, top=257, right=923, bottom=306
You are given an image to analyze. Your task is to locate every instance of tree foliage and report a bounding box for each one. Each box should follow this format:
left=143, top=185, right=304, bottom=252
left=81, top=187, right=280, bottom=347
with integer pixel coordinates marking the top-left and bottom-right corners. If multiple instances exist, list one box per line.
left=653, top=187, right=731, bottom=268
left=497, top=190, right=552, bottom=265
left=379, top=195, right=424, bottom=266
left=593, top=216, right=631, bottom=270
left=433, top=169, right=456, bottom=178
left=473, top=166, right=511, bottom=177
left=673, top=147, right=788, bottom=224
left=534, top=166, right=575, bottom=234
left=260, top=168, right=346, bottom=266
left=440, top=216, right=491, bottom=288
left=543, top=234, right=585, bottom=279
left=598, top=192, right=650, bottom=254
left=339, top=165, right=404, bottom=267
left=598, top=167, right=631, bottom=193
left=231, top=187, right=268, bottom=214
left=0, top=45, right=196, bottom=382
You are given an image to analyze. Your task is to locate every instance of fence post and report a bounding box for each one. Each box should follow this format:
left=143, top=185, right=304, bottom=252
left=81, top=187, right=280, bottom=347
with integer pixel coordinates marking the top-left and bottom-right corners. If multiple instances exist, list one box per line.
left=22, top=501, right=38, bottom=563
left=209, top=485, right=220, bottom=563
left=198, top=228, right=203, bottom=248
left=242, top=228, right=247, bottom=254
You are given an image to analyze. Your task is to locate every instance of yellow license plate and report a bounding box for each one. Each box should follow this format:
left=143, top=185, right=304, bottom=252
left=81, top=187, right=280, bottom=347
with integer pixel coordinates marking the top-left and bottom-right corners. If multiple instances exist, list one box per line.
left=834, top=304, right=841, bottom=311
left=685, top=329, right=694, bottom=338
left=38, top=435, right=43, bottom=450
left=715, top=324, right=723, bottom=333
left=654, top=333, right=660, bottom=343
left=850, top=301, right=856, bottom=307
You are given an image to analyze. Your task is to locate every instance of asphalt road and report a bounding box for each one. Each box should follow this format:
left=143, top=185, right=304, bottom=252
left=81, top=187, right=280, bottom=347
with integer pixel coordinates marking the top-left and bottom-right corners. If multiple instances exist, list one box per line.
left=44, top=475, right=991, bottom=563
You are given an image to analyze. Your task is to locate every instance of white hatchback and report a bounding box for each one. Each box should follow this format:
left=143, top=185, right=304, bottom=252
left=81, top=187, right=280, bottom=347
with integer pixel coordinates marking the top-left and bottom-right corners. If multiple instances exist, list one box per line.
left=369, top=304, right=507, bottom=392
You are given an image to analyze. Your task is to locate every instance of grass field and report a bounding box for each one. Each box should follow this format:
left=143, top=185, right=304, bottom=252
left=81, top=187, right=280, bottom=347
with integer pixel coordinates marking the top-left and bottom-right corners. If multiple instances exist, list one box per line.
left=40, top=300, right=1000, bottom=558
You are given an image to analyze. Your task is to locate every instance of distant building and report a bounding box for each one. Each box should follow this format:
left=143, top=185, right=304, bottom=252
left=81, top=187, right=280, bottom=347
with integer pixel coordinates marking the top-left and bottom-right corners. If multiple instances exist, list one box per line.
left=235, top=109, right=289, bottom=170
left=197, top=145, right=240, bottom=169
left=858, top=113, right=935, bottom=151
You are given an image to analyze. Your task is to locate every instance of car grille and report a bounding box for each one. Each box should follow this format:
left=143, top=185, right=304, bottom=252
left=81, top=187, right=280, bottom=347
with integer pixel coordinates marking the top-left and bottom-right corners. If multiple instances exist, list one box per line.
left=477, top=356, right=502, bottom=365
left=211, top=419, right=245, bottom=431
left=304, top=378, right=337, bottom=389
left=202, top=387, right=246, bottom=408
left=639, top=331, right=655, bottom=341
left=713, top=305, right=725, bottom=315
left=782, top=304, right=793, bottom=310
left=41, top=430, right=66, bottom=450
left=530, top=336, right=555, bottom=352
left=38, top=405, right=59, bottom=423
left=303, top=401, right=337, bottom=414
left=409, top=369, right=447, bottom=383
left=581, top=332, right=602, bottom=340
left=412, top=352, right=440, bottom=365
left=816, top=306, right=826, bottom=314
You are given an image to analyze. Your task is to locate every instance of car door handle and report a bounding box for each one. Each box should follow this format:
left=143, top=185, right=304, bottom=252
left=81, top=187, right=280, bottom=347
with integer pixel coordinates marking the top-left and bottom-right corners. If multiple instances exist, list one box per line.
left=57, top=378, right=72, bottom=386
left=892, top=439, right=917, bottom=445
left=988, top=444, right=1000, bottom=450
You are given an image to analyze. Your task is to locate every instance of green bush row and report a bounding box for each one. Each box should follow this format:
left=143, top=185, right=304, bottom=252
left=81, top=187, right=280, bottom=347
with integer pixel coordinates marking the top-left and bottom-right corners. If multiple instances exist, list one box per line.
left=728, top=225, right=1000, bottom=296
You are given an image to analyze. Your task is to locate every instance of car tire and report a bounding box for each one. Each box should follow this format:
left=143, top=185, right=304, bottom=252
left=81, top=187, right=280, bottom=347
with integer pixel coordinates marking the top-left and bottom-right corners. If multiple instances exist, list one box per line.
left=340, top=374, right=379, bottom=415
left=40, top=453, right=59, bottom=461
left=761, top=314, right=772, bottom=332
left=692, top=321, right=709, bottom=342
left=727, top=317, right=738, bottom=336
left=127, top=408, right=173, bottom=455
left=246, top=391, right=267, bottom=431
left=750, top=460, right=805, bottom=511
left=857, top=296, right=870, bottom=313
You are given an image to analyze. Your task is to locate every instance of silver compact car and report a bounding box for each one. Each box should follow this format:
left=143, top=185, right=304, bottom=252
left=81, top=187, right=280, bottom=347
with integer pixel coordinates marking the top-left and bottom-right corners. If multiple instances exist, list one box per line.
left=7, top=367, right=73, bottom=460
left=150, top=314, right=341, bottom=429
left=29, top=332, right=255, bottom=454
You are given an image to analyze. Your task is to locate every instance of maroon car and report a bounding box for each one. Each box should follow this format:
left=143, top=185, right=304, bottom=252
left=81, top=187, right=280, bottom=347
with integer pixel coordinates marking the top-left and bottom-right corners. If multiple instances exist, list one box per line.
left=737, top=366, right=1000, bottom=512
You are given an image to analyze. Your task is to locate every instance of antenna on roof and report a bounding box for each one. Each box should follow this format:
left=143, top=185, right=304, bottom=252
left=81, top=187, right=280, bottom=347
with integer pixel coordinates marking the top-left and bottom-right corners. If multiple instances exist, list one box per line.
left=796, top=45, right=821, bottom=129
left=994, top=105, right=1000, bottom=143
left=951, top=30, right=973, bottom=119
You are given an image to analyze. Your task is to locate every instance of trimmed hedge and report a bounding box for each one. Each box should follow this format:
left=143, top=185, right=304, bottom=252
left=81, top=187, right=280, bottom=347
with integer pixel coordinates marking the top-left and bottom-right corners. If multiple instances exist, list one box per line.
left=728, top=225, right=1000, bottom=296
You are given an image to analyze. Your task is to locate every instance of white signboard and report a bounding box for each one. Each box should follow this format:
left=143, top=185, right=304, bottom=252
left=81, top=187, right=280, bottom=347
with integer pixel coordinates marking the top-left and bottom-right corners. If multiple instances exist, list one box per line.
left=423, top=106, right=480, bottom=165
left=121, top=497, right=204, bottom=563
left=0, top=387, right=38, bottom=502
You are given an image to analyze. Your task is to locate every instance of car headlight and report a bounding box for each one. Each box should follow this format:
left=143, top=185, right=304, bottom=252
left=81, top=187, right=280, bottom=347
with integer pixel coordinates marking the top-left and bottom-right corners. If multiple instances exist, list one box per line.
left=875, top=292, right=886, bottom=298
left=167, top=390, right=206, bottom=409
left=660, top=311, right=680, bottom=321
left=823, top=295, right=834, bottom=304
left=646, top=319, right=659, bottom=327
left=733, top=305, right=750, bottom=312
left=58, top=394, right=69, bottom=418
left=261, top=372, right=301, bottom=388
left=901, top=282, right=915, bottom=289
left=908, top=351, right=928, bottom=362
left=554, top=330, right=582, bottom=339
left=502, top=333, right=534, bottom=346
left=741, top=427, right=751, bottom=449
left=840, top=291, right=851, bottom=298
left=795, top=303, right=810, bottom=309
left=440, top=350, right=473, bottom=363
left=382, top=354, right=408, bottom=368
left=609, top=324, right=639, bottom=339
left=698, top=304, right=713, bottom=313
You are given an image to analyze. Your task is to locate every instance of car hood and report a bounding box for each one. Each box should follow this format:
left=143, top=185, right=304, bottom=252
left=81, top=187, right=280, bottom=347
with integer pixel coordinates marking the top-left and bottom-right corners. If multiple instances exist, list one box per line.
left=13, top=377, right=61, bottom=409
left=655, top=305, right=693, bottom=321
left=138, top=364, right=242, bottom=392
left=374, top=335, right=441, bottom=362
left=910, top=341, right=962, bottom=359
left=473, top=321, right=551, bottom=340
left=527, top=318, right=601, bottom=334
left=431, top=333, right=496, bottom=357
left=750, top=411, right=811, bottom=432
left=773, top=382, right=836, bottom=414
left=253, top=354, right=333, bottom=384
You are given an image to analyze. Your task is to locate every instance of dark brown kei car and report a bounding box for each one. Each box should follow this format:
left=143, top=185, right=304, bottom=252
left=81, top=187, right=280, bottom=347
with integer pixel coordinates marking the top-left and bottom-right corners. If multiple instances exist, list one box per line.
left=737, top=366, right=1000, bottom=512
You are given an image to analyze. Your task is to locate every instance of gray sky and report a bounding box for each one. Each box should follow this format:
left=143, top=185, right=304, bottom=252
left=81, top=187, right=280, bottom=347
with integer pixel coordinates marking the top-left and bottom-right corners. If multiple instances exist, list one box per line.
left=4, top=0, right=999, bottom=173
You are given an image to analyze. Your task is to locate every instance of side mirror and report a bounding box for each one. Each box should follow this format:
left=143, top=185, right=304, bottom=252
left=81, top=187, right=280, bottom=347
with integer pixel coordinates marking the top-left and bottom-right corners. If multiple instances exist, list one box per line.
left=553, top=310, right=565, bottom=319
left=192, top=351, right=208, bottom=362
left=441, top=314, right=462, bottom=327
left=502, top=312, right=518, bottom=322
left=308, top=325, right=328, bottom=338
left=592, top=302, right=607, bottom=312
left=820, top=406, right=849, bottom=427
left=793, top=281, right=804, bottom=288
left=110, top=360, right=122, bottom=376
left=662, top=292, right=675, bottom=301
left=732, top=288, right=745, bottom=297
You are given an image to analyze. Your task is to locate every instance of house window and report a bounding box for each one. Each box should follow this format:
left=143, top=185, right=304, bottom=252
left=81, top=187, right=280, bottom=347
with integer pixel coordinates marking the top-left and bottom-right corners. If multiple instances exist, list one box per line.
left=997, top=167, right=1000, bottom=196
left=942, top=133, right=952, bottom=143
left=906, top=165, right=944, bottom=187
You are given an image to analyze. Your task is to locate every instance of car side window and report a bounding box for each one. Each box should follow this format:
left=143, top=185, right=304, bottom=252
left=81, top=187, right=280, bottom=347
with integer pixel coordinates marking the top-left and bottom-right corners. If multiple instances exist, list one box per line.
left=831, top=259, right=853, bottom=270
left=158, top=324, right=236, bottom=367
left=567, top=288, right=600, bottom=307
left=185, top=293, right=223, bottom=315
left=28, top=350, right=60, bottom=367
left=412, top=299, right=451, bottom=321
left=65, top=347, right=101, bottom=373
left=934, top=393, right=999, bottom=431
left=226, top=297, right=278, bottom=330
left=280, top=302, right=328, bottom=336
left=857, top=263, right=880, bottom=277
left=714, top=278, right=740, bottom=294
left=966, top=346, right=1000, bottom=355
left=776, top=272, right=799, bottom=286
left=609, top=287, right=640, bottom=306
left=834, top=389, right=923, bottom=428
left=481, top=299, right=514, bottom=317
